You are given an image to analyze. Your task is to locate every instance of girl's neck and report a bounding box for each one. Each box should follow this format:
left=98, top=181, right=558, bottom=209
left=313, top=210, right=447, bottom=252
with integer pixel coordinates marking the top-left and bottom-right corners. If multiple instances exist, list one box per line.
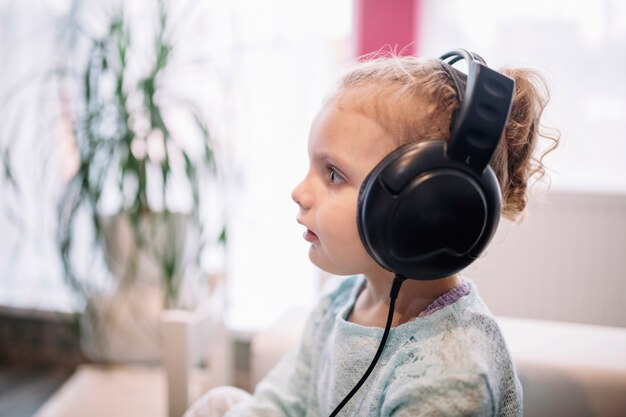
left=350, top=270, right=462, bottom=328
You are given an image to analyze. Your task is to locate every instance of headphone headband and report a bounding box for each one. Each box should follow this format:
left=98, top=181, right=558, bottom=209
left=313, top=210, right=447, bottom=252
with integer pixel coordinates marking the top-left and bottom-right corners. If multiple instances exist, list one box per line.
left=440, top=48, right=486, bottom=66
left=440, top=49, right=515, bottom=173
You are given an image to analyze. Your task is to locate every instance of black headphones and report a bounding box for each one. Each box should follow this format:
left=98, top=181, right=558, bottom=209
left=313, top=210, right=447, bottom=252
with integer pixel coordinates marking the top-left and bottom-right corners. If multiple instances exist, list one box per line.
left=356, top=49, right=515, bottom=280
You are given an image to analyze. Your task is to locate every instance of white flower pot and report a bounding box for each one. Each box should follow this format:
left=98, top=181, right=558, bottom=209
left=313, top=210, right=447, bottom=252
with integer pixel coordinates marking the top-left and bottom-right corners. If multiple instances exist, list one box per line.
left=80, top=211, right=202, bottom=364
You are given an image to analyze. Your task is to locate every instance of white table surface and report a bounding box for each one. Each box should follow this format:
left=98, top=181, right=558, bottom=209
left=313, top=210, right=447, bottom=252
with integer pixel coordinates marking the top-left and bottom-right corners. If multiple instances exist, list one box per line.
left=33, top=364, right=213, bottom=417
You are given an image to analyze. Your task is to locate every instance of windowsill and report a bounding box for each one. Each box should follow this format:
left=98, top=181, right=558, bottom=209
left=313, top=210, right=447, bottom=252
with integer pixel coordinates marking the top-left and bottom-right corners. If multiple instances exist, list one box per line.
left=0, top=303, right=77, bottom=321
left=0, top=289, right=78, bottom=320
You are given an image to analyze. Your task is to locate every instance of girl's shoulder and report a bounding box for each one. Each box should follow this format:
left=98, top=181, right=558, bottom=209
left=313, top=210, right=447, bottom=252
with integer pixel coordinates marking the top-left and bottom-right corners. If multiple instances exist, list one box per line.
left=389, top=278, right=510, bottom=362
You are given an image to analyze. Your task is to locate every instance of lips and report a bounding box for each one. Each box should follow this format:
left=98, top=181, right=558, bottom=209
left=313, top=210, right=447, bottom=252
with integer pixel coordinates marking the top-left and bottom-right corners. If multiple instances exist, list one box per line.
left=297, top=217, right=318, bottom=243
left=303, top=229, right=319, bottom=243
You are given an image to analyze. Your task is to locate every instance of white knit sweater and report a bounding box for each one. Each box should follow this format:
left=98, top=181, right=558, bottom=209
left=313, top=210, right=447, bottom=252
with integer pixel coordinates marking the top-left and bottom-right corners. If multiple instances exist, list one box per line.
left=227, top=275, right=522, bottom=417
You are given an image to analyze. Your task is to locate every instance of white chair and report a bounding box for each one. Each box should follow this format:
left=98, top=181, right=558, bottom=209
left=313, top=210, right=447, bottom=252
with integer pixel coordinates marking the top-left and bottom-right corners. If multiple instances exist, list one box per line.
left=161, top=298, right=231, bottom=417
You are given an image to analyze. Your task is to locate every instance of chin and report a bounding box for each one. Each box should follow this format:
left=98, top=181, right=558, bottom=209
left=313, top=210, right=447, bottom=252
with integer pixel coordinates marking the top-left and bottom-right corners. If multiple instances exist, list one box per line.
left=308, top=248, right=369, bottom=277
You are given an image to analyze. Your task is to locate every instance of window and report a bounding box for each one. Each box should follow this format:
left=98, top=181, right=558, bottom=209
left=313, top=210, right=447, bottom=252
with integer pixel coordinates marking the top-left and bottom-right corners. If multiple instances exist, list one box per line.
left=223, top=0, right=354, bottom=332
left=0, top=0, right=354, bottom=333
left=418, top=0, right=626, bottom=193
left=0, top=1, right=72, bottom=311
left=6, top=0, right=621, bottom=334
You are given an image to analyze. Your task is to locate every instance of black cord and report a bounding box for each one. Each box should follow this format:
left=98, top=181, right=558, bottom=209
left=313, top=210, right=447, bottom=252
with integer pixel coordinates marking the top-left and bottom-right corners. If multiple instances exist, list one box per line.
left=328, top=274, right=407, bottom=417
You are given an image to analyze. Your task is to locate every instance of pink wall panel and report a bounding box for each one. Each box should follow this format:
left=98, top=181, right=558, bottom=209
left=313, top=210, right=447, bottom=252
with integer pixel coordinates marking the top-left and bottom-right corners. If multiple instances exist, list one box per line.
left=354, top=0, right=420, bottom=58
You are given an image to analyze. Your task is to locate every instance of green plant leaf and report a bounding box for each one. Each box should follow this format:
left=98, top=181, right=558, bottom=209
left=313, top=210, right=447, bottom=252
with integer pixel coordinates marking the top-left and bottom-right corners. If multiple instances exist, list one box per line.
left=51, top=0, right=227, bottom=314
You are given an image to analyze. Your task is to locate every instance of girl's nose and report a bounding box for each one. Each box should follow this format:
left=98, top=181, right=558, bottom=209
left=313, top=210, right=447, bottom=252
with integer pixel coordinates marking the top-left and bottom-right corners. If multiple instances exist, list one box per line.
left=291, top=177, right=312, bottom=210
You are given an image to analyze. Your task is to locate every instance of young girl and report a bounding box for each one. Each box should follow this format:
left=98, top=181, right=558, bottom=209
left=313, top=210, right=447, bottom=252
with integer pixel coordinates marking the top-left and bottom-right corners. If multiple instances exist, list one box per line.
left=185, top=52, right=558, bottom=417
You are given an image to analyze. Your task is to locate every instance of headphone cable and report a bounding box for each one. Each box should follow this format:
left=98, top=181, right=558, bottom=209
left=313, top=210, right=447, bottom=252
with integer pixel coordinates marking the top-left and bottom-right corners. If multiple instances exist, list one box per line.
left=328, top=274, right=407, bottom=417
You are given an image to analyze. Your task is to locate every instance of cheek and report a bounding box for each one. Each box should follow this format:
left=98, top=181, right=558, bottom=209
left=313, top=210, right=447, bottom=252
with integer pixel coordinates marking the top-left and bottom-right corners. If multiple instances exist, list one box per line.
left=312, top=215, right=375, bottom=275
left=318, top=199, right=368, bottom=256
left=319, top=198, right=356, bottom=237
left=309, top=194, right=382, bottom=275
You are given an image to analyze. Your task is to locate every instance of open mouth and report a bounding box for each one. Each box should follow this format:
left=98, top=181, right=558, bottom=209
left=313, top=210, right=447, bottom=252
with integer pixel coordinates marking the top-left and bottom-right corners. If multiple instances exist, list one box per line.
left=303, top=229, right=319, bottom=243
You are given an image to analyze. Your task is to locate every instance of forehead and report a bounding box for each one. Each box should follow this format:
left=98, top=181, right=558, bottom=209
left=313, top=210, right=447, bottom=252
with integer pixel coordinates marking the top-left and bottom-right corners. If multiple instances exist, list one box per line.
left=308, top=97, right=393, bottom=169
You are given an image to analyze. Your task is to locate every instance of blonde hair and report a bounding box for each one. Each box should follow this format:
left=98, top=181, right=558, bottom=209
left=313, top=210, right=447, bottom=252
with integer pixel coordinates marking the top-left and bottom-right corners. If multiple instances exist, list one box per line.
left=334, top=55, right=560, bottom=221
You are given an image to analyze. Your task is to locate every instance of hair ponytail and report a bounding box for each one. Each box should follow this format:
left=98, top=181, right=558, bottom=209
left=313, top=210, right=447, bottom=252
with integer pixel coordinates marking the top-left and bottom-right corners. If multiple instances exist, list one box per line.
left=490, top=68, right=560, bottom=221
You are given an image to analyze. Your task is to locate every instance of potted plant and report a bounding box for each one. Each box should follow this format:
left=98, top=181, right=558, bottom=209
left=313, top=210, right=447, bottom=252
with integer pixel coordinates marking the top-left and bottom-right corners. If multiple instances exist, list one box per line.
left=56, top=1, right=226, bottom=363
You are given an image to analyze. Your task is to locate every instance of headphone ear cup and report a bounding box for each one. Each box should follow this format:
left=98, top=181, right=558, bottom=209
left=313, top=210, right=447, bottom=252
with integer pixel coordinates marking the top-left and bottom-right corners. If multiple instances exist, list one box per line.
left=357, top=141, right=501, bottom=280
left=386, top=170, right=487, bottom=261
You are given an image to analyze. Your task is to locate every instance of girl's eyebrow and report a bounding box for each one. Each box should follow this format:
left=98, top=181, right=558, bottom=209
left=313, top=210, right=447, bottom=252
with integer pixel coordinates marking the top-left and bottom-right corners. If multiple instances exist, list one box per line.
left=313, top=150, right=352, bottom=177
left=314, top=150, right=347, bottom=166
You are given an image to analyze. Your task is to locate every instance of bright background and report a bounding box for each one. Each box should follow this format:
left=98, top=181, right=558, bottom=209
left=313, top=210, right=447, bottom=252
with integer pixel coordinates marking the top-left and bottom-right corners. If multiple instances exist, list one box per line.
left=1, top=0, right=625, bottom=333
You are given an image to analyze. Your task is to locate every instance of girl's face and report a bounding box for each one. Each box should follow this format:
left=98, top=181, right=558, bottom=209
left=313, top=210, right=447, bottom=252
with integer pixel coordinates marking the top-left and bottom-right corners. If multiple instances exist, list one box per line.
left=291, top=97, right=394, bottom=276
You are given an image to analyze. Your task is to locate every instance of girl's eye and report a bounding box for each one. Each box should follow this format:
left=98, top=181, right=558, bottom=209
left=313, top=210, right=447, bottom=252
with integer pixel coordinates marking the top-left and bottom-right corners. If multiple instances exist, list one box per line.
left=328, top=166, right=345, bottom=185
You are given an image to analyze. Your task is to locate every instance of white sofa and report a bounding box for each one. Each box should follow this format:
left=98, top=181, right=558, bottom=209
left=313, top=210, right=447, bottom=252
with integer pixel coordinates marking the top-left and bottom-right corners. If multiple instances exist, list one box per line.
left=250, top=308, right=626, bottom=417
